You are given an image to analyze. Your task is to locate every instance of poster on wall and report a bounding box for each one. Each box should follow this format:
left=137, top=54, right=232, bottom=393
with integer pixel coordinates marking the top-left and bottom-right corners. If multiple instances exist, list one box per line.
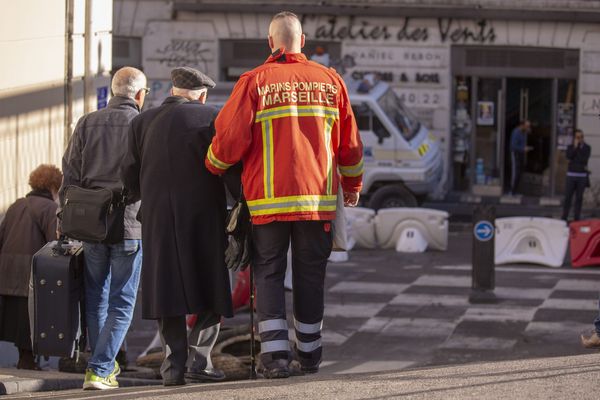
left=556, top=102, right=574, bottom=150
left=477, top=101, right=494, bottom=126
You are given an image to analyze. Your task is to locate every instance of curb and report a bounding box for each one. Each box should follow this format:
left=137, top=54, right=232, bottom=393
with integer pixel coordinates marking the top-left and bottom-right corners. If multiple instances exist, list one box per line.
left=0, top=375, right=161, bottom=395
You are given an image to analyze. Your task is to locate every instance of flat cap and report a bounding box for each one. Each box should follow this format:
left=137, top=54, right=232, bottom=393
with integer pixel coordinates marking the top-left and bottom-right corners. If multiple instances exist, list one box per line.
left=171, top=66, right=216, bottom=90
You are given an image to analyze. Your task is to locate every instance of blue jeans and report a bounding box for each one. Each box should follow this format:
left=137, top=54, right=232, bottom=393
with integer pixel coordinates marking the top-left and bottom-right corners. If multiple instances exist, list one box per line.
left=83, top=240, right=142, bottom=377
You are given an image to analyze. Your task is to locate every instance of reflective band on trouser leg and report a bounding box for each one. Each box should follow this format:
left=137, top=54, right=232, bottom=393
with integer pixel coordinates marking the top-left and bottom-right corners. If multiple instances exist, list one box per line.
left=294, top=319, right=323, bottom=335
left=261, top=340, right=291, bottom=354
left=259, top=319, right=288, bottom=334
left=296, top=338, right=322, bottom=353
left=259, top=318, right=290, bottom=358
left=294, top=318, right=323, bottom=358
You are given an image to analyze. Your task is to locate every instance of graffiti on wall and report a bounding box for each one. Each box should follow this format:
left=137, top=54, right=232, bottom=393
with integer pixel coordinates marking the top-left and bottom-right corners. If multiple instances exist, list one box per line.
left=142, top=21, right=218, bottom=79
left=147, top=39, right=214, bottom=70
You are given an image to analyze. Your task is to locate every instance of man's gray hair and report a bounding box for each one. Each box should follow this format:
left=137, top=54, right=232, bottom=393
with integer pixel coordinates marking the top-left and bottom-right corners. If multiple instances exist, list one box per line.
left=172, top=86, right=206, bottom=100
left=111, top=67, right=147, bottom=98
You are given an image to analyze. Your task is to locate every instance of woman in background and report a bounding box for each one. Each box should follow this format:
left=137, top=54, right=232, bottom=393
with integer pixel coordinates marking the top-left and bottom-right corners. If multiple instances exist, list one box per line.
left=0, top=164, right=62, bottom=369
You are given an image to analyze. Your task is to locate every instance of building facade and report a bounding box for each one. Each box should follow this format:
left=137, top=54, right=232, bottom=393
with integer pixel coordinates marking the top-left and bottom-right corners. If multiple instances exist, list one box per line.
left=114, top=0, right=600, bottom=202
left=0, top=0, right=112, bottom=213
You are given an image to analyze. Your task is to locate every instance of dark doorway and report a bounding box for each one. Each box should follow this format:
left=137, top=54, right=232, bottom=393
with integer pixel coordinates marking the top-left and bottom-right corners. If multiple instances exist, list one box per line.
left=504, top=78, right=553, bottom=195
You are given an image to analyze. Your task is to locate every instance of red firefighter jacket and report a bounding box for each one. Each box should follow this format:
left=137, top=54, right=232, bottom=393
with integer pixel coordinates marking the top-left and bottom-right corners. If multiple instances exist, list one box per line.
left=205, top=50, right=364, bottom=225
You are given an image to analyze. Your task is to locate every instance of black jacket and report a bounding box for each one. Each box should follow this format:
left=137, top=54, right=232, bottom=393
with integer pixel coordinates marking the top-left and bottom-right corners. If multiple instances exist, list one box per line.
left=566, top=142, right=591, bottom=173
left=121, top=96, right=233, bottom=319
left=61, top=96, right=141, bottom=239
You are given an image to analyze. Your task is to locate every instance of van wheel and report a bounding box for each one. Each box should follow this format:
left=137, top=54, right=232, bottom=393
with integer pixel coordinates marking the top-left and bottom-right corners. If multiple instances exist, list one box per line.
left=368, top=184, right=418, bottom=210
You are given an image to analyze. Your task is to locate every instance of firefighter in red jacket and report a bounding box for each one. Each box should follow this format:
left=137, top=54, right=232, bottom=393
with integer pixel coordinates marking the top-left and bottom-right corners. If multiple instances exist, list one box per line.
left=206, top=11, right=363, bottom=379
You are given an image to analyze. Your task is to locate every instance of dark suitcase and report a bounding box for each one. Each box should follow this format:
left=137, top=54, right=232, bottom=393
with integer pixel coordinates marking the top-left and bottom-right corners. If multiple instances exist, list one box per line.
left=30, top=239, right=86, bottom=358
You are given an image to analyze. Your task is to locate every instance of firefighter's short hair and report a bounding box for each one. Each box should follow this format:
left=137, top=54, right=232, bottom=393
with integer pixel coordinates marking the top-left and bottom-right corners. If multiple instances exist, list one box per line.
left=272, top=11, right=300, bottom=22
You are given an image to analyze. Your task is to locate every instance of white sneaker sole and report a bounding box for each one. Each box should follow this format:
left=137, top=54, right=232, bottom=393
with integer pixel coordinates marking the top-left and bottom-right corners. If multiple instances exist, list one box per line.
left=83, top=381, right=119, bottom=390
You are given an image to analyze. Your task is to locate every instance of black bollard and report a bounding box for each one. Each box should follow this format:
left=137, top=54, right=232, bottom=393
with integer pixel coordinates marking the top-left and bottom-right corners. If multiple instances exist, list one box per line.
left=469, top=204, right=497, bottom=304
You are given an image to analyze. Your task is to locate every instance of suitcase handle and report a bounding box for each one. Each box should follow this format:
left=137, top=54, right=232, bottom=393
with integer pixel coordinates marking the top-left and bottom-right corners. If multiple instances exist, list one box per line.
left=51, top=236, right=70, bottom=257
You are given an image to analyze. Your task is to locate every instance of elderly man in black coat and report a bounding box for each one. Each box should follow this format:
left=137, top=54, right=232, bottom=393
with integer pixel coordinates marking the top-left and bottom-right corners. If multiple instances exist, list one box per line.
left=121, top=67, right=233, bottom=386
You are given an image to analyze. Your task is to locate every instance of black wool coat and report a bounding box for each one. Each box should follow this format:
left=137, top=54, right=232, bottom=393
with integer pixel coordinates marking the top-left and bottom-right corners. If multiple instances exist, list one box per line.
left=121, top=96, right=233, bottom=319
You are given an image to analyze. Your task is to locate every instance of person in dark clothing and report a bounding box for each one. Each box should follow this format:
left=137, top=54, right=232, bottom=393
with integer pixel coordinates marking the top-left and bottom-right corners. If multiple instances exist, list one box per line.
left=121, top=67, right=233, bottom=387
left=0, top=164, right=62, bottom=370
left=509, top=120, right=532, bottom=195
left=562, top=129, right=591, bottom=221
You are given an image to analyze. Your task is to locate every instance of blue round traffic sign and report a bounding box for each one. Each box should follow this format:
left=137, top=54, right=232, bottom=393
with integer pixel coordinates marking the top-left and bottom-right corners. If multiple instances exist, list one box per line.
left=474, top=220, right=494, bottom=242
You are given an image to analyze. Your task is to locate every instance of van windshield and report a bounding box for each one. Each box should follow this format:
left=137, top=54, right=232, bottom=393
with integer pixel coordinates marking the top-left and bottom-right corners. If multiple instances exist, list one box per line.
left=376, top=88, right=421, bottom=141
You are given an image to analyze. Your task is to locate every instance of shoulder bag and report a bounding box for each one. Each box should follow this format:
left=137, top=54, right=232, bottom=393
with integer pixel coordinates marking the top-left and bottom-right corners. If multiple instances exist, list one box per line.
left=60, top=186, right=125, bottom=244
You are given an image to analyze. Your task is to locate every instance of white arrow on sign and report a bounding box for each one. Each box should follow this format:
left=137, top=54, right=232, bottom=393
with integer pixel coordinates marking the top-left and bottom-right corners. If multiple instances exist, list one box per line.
left=476, top=225, right=492, bottom=237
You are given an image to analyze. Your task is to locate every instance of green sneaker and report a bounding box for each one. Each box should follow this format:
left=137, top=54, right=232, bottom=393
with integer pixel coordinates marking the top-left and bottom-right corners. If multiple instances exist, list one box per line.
left=83, top=369, right=119, bottom=390
left=112, top=360, right=121, bottom=377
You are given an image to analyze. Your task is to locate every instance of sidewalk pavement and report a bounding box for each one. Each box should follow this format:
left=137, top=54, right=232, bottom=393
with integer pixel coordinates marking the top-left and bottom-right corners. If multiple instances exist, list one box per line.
left=0, top=367, right=160, bottom=395
left=3, top=354, right=600, bottom=399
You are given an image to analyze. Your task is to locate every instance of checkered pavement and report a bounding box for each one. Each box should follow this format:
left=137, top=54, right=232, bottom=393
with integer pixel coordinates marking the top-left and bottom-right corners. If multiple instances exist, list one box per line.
left=317, top=261, right=600, bottom=374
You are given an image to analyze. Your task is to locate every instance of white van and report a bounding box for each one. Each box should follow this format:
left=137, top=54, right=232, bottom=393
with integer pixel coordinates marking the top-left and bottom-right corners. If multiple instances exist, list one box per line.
left=348, top=80, right=443, bottom=209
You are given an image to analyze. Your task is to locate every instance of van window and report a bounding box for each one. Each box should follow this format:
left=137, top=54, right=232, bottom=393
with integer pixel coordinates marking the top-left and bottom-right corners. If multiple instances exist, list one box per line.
left=352, top=103, right=391, bottom=143
left=377, top=88, right=421, bottom=141
left=351, top=103, right=371, bottom=130
left=372, top=115, right=391, bottom=142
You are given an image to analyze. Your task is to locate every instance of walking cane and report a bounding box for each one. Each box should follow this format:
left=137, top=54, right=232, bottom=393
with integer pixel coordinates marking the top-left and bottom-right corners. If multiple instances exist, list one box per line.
left=249, top=264, right=257, bottom=379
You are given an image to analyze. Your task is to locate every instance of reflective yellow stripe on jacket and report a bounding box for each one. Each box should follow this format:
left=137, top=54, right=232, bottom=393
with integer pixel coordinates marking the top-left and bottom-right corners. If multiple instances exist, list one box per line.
left=339, top=158, right=364, bottom=178
left=255, top=105, right=340, bottom=200
left=246, top=195, right=337, bottom=216
left=207, top=144, right=233, bottom=171
left=255, top=105, right=340, bottom=122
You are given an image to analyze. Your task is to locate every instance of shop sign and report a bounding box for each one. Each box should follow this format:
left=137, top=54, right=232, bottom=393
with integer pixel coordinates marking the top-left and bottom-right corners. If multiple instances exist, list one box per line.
left=307, top=16, right=496, bottom=45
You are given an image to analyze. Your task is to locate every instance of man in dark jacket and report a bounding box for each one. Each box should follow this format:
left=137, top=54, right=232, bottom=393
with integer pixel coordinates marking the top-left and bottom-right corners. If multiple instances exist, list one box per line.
left=509, top=120, right=532, bottom=195
left=562, top=129, right=591, bottom=221
left=61, top=67, right=147, bottom=390
left=121, top=67, right=233, bottom=386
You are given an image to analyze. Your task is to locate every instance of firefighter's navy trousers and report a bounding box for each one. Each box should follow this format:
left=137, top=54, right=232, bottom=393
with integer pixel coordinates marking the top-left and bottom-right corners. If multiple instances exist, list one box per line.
left=252, top=220, right=332, bottom=369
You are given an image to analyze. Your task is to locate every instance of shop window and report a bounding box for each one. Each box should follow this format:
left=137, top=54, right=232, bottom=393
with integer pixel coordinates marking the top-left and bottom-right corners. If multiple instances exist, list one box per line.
left=113, top=36, right=142, bottom=70
left=554, top=79, right=578, bottom=196
left=451, top=76, right=472, bottom=191
left=220, top=39, right=341, bottom=81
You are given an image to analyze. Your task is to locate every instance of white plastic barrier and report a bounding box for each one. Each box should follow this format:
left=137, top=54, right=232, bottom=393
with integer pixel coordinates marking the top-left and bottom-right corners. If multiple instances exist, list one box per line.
left=345, top=207, right=377, bottom=249
left=375, top=208, right=449, bottom=253
left=494, top=217, right=569, bottom=268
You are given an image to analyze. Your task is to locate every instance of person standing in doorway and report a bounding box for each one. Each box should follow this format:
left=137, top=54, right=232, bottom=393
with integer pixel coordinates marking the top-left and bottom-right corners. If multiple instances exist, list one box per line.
left=509, top=120, right=532, bottom=195
left=562, top=129, right=591, bottom=221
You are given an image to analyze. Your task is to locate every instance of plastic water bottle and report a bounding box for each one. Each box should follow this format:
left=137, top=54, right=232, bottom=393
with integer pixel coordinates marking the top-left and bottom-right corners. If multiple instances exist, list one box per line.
left=476, top=158, right=485, bottom=185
